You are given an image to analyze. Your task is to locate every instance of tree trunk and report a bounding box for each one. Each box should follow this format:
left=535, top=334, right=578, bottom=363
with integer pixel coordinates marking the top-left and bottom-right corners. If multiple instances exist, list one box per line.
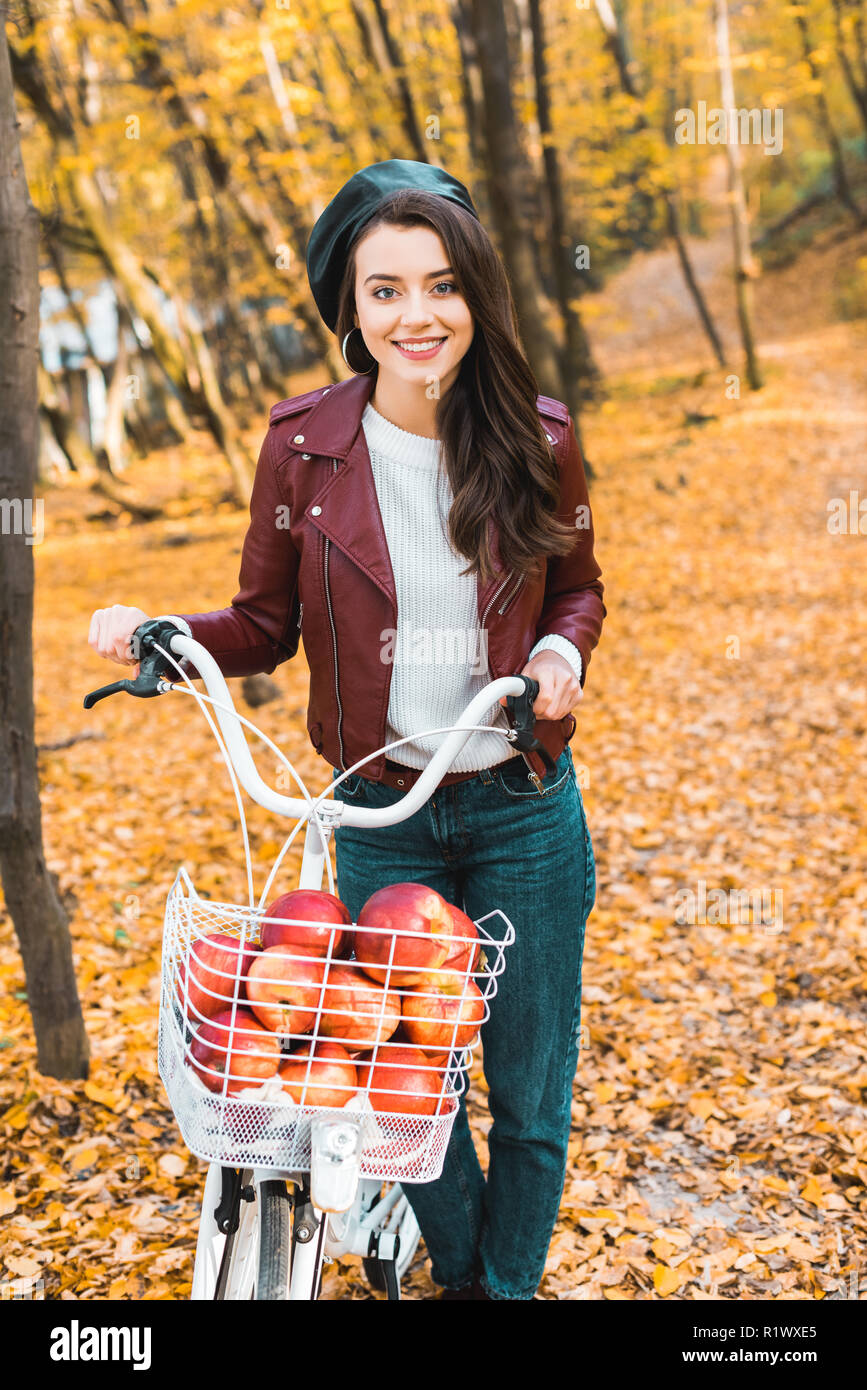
left=526, top=0, right=602, bottom=416
left=38, top=362, right=98, bottom=478
left=0, top=8, right=89, bottom=1079
left=449, top=0, right=490, bottom=180
left=465, top=0, right=568, bottom=403
left=795, top=6, right=864, bottom=224
left=714, top=0, right=762, bottom=390
left=348, top=0, right=428, bottom=161
left=95, top=297, right=128, bottom=476
left=831, top=0, right=867, bottom=139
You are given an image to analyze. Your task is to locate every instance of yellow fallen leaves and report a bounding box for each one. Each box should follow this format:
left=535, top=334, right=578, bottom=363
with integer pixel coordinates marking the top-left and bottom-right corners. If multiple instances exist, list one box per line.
left=69, top=1147, right=101, bottom=1172
left=799, top=1176, right=826, bottom=1206
left=2, top=1101, right=32, bottom=1130
left=687, top=1092, right=716, bottom=1120
left=653, top=1264, right=687, bottom=1296
left=83, top=1081, right=129, bottom=1113
left=0, top=1190, right=17, bottom=1217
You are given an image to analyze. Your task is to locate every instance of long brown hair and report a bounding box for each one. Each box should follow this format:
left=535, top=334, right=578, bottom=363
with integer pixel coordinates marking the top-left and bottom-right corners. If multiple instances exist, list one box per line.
left=334, top=188, right=578, bottom=585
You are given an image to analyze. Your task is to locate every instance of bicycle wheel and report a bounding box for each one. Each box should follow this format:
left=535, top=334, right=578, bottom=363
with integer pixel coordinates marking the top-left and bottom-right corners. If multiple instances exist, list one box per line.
left=192, top=1166, right=294, bottom=1300
left=255, top=1180, right=293, bottom=1300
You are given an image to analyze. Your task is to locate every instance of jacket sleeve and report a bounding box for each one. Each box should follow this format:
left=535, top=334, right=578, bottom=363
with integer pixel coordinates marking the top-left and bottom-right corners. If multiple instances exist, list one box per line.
left=532, top=416, right=606, bottom=688
left=173, top=429, right=301, bottom=680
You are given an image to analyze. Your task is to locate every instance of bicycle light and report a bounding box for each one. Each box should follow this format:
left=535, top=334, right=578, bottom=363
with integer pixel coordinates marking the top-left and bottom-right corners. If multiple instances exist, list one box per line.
left=310, top=1118, right=362, bottom=1213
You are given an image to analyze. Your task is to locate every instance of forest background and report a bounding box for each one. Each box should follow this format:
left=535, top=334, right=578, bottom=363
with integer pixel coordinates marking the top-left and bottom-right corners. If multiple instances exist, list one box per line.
left=1, top=0, right=865, bottom=1300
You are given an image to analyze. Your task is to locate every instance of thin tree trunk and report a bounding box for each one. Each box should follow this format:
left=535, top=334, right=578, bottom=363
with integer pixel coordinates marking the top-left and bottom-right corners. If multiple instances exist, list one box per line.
left=832, top=0, right=867, bottom=138
left=526, top=0, right=602, bottom=415
left=449, top=0, right=489, bottom=178
left=38, top=362, right=98, bottom=478
left=0, top=7, right=89, bottom=1079
left=795, top=6, right=864, bottom=224
left=714, top=0, right=762, bottom=390
left=348, top=0, right=428, bottom=161
left=96, top=298, right=129, bottom=476
left=465, top=0, right=568, bottom=403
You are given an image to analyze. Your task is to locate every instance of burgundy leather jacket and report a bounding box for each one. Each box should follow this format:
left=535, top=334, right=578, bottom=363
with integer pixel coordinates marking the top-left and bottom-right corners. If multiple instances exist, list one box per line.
left=178, top=370, right=606, bottom=783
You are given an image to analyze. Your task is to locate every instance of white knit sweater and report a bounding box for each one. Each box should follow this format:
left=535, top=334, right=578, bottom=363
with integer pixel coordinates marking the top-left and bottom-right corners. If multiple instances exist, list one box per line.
left=163, top=403, right=584, bottom=772
left=360, top=402, right=583, bottom=771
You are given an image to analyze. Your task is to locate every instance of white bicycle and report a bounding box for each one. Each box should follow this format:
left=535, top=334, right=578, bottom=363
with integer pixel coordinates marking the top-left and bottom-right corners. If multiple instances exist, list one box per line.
left=83, top=619, right=554, bottom=1300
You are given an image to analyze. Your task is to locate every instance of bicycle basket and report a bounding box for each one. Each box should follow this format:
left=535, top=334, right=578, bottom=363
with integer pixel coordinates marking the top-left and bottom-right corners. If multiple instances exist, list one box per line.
left=158, top=867, right=515, bottom=1181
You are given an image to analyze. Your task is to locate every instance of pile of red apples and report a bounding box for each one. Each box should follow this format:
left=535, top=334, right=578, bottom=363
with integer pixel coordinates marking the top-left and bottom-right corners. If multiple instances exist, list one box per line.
left=178, top=882, right=484, bottom=1117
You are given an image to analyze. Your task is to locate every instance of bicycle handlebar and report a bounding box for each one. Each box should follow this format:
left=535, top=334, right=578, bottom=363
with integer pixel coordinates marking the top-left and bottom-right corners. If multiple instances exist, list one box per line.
left=83, top=620, right=551, bottom=828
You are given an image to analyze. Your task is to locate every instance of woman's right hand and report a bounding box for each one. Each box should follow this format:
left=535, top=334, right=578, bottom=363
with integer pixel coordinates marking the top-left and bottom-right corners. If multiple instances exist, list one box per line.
left=88, top=605, right=150, bottom=678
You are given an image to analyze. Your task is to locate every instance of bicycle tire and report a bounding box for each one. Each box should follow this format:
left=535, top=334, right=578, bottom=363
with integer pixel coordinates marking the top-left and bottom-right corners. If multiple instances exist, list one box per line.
left=255, top=1180, right=293, bottom=1300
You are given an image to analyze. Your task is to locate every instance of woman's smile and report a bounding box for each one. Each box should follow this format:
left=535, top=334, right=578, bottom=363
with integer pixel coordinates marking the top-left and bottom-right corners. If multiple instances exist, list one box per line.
left=391, top=335, right=448, bottom=360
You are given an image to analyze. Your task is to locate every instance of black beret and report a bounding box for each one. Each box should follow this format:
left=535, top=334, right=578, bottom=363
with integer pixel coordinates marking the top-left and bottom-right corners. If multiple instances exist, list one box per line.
left=306, top=159, right=480, bottom=332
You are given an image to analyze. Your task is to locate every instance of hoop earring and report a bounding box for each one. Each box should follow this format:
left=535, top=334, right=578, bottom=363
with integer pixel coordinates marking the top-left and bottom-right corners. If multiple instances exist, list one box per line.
left=341, top=326, right=376, bottom=375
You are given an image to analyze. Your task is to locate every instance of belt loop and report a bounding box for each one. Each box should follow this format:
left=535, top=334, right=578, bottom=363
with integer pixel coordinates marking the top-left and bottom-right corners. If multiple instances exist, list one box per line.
left=477, top=766, right=495, bottom=786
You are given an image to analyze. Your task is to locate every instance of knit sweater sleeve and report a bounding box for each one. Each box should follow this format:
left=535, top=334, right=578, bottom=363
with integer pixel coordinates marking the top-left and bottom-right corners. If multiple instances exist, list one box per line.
left=528, top=633, right=583, bottom=685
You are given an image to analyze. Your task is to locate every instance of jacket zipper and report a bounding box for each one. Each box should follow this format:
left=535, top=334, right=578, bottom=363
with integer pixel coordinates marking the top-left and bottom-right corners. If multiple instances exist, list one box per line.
left=480, top=570, right=514, bottom=629
left=323, top=459, right=345, bottom=770
left=297, top=601, right=303, bottom=629
left=497, top=572, right=524, bottom=615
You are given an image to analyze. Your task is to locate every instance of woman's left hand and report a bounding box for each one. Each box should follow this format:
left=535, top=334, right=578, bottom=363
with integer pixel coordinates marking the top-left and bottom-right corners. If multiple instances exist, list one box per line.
left=498, top=651, right=583, bottom=721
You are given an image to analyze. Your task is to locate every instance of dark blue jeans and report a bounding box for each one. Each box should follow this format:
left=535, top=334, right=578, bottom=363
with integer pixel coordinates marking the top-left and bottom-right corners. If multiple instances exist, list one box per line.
left=329, top=745, right=596, bottom=1300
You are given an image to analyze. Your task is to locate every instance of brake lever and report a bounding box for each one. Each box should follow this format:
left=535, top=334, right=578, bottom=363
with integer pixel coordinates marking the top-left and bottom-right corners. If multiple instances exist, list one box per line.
left=83, top=618, right=184, bottom=709
left=504, top=675, right=557, bottom=775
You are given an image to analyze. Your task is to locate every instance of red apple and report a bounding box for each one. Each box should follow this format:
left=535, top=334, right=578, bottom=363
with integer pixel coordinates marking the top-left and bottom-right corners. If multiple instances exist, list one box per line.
left=318, top=964, right=401, bottom=1048
left=189, top=1007, right=281, bottom=1095
left=262, top=889, right=350, bottom=958
left=443, top=904, right=482, bottom=976
left=355, top=1045, right=444, bottom=1115
left=355, top=882, right=455, bottom=986
left=401, top=975, right=485, bottom=1053
left=177, top=932, right=260, bottom=1024
left=279, top=1042, right=358, bottom=1108
left=353, top=1043, right=449, bottom=1070
left=244, top=945, right=326, bottom=1035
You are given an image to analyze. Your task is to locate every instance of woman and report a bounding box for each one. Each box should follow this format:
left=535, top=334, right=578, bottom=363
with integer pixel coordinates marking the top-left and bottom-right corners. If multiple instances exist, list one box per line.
left=88, top=159, right=605, bottom=1300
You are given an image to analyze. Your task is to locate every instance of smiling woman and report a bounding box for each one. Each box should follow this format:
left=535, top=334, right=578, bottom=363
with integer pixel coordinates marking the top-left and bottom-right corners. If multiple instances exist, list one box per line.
left=330, top=182, right=583, bottom=589
left=303, top=163, right=605, bottom=1300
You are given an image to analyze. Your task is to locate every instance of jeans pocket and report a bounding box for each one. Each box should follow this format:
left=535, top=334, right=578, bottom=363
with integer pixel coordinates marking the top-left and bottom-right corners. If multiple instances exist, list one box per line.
left=493, top=747, right=573, bottom=800
left=331, top=768, right=368, bottom=801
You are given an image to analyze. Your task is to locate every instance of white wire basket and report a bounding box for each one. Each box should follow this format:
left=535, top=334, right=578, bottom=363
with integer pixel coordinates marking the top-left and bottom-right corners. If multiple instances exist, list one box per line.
left=158, top=866, right=515, bottom=1181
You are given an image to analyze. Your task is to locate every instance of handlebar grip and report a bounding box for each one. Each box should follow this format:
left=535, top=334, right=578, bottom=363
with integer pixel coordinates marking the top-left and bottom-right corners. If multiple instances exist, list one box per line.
left=503, top=675, right=557, bottom=773
left=83, top=618, right=186, bottom=709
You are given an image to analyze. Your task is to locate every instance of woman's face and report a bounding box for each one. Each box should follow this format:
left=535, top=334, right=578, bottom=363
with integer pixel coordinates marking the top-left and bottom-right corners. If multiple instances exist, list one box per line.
left=352, top=223, right=474, bottom=392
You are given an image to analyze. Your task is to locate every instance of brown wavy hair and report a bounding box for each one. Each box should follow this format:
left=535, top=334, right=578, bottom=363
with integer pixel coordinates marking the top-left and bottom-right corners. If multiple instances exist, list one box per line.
left=334, top=187, right=579, bottom=585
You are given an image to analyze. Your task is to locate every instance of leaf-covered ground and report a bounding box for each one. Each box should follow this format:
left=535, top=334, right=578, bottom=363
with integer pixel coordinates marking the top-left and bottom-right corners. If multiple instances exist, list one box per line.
left=2, top=222, right=866, bottom=1299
